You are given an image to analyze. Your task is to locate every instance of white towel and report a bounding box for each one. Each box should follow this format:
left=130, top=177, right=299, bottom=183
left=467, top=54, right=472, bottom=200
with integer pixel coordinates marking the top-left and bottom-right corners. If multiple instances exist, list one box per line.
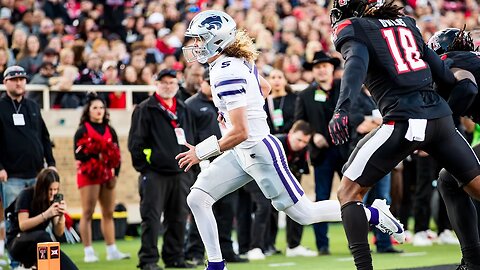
left=405, top=119, right=427, bottom=142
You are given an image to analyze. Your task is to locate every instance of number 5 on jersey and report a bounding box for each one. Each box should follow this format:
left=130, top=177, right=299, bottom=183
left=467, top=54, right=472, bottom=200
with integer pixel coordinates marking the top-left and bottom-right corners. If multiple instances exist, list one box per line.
left=382, top=27, right=426, bottom=74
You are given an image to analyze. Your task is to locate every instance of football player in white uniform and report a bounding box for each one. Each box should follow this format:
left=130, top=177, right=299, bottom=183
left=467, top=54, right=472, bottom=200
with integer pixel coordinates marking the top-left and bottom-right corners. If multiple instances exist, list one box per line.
left=177, top=10, right=404, bottom=270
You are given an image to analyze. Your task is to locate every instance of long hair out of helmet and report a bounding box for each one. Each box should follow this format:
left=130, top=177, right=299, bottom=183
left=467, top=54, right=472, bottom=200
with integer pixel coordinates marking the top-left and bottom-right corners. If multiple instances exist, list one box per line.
left=428, top=26, right=477, bottom=55
left=450, top=26, right=478, bottom=52
left=330, top=0, right=403, bottom=27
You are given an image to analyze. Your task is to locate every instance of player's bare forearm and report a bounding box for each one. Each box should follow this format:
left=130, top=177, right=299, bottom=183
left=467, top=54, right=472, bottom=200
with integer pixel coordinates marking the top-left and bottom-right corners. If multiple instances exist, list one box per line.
left=218, top=128, right=248, bottom=151
left=218, top=106, right=248, bottom=151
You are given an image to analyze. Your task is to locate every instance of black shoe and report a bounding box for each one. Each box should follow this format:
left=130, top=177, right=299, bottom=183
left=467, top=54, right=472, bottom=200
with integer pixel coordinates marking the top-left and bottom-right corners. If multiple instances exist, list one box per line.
left=164, top=261, right=196, bottom=268
left=318, top=247, right=331, bottom=255
left=264, top=245, right=282, bottom=256
left=377, top=247, right=404, bottom=254
left=224, top=254, right=248, bottom=263
left=141, top=263, right=163, bottom=270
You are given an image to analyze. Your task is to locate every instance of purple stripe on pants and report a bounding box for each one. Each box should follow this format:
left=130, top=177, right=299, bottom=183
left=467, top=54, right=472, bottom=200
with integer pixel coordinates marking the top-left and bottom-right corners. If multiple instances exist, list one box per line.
left=268, top=135, right=305, bottom=196
left=262, top=137, right=299, bottom=203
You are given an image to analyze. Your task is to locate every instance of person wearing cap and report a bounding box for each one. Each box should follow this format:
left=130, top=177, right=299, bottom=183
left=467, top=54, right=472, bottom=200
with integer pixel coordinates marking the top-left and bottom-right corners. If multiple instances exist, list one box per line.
left=184, top=69, right=248, bottom=265
left=28, top=61, right=57, bottom=108
left=128, top=69, right=195, bottom=270
left=0, top=65, right=56, bottom=224
left=294, top=50, right=347, bottom=255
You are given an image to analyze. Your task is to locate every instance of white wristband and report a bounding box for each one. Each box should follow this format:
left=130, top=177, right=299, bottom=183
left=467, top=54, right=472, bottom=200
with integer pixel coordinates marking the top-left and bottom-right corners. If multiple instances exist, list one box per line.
left=195, top=135, right=222, bottom=160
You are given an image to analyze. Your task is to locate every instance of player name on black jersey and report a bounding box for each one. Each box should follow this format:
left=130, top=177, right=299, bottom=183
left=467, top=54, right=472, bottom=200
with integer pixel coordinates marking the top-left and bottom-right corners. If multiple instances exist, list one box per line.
left=378, top=18, right=406, bottom=28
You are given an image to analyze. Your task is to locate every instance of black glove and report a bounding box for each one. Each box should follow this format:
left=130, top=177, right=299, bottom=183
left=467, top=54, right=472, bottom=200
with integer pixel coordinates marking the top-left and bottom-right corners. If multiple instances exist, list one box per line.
left=328, top=110, right=349, bottom=145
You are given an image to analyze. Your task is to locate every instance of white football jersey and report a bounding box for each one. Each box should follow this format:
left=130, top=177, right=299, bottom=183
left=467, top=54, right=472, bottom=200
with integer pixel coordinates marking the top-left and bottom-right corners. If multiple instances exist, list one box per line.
left=209, top=55, right=269, bottom=148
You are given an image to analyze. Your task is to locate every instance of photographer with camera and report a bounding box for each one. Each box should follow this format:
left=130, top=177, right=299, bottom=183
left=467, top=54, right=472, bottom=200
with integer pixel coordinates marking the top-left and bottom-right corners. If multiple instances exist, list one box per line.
left=5, top=168, right=78, bottom=269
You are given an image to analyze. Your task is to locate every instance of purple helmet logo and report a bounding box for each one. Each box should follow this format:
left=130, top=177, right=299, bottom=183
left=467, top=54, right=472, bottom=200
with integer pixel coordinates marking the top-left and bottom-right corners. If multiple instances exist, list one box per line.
left=199, top=15, right=223, bottom=31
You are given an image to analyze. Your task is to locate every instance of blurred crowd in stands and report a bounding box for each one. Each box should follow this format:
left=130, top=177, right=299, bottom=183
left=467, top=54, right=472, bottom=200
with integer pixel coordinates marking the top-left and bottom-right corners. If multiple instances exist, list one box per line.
left=0, top=0, right=478, bottom=109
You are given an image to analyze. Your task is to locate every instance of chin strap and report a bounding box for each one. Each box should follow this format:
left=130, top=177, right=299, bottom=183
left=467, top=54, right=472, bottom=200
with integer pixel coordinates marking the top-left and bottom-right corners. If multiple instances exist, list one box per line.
left=195, top=135, right=222, bottom=160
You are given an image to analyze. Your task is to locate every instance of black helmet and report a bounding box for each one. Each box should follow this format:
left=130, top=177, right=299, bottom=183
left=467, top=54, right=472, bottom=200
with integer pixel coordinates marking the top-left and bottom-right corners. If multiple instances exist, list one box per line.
left=427, top=28, right=460, bottom=55
left=330, top=0, right=384, bottom=27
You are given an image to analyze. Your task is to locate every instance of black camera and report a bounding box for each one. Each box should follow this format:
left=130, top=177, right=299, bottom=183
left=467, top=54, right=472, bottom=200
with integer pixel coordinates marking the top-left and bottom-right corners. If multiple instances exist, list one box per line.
left=53, top=193, right=63, bottom=203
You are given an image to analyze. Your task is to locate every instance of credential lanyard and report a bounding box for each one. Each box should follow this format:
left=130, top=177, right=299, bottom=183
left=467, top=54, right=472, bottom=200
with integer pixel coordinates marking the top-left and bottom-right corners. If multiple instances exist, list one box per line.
left=158, top=102, right=178, bottom=128
left=11, top=99, right=22, bottom=114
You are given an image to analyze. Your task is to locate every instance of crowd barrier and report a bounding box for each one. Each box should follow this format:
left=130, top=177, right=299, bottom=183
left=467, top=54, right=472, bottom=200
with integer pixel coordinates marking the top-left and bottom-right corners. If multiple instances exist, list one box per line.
left=0, top=84, right=309, bottom=111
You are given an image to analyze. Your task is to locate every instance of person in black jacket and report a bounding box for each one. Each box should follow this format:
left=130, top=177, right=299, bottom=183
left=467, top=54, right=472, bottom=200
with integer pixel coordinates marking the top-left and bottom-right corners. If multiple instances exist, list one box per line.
left=128, top=69, right=195, bottom=270
left=184, top=69, right=247, bottom=265
left=0, top=65, right=56, bottom=219
left=294, top=51, right=347, bottom=255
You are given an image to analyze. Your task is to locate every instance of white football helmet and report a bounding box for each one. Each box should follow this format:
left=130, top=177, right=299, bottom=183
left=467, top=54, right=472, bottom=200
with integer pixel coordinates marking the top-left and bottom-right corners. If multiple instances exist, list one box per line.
left=183, top=10, right=236, bottom=64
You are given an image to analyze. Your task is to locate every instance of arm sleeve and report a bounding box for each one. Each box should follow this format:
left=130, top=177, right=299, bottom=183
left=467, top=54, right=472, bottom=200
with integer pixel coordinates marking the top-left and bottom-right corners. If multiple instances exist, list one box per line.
left=110, top=127, right=121, bottom=177
left=448, top=78, right=478, bottom=117
left=40, top=113, right=56, bottom=167
left=335, top=40, right=370, bottom=112
left=423, top=46, right=456, bottom=89
left=348, top=94, right=368, bottom=130
left=127, top=107, right=150, bottom=173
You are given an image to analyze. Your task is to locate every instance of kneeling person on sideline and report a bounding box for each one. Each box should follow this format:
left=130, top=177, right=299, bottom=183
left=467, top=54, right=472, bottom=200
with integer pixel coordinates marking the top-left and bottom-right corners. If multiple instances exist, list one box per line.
left=6, top=168, right=78, bottom=270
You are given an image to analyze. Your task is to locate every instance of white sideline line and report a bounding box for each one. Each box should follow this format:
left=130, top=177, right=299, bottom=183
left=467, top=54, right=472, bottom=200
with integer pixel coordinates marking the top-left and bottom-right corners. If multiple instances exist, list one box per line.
left=337, top=257, right=354, bottom=262
left=399, top=252, right=428, bottom=257
left=269, top=262, right=297, bottom=267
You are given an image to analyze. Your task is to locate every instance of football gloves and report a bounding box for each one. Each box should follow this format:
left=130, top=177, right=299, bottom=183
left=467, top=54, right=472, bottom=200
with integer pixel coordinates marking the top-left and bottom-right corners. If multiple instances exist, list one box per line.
left=328, top=110, right=349, bottom=145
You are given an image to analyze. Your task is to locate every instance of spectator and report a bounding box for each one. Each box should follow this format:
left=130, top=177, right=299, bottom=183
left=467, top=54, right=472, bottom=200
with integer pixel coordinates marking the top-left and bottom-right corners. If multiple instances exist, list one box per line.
left=0, top=48, right=10, bottom=81
left=128, top=69, right=195, bottom=270
left=38, top=18, right=54, bottom=49
left=0, top=7, right=15, bottom=38
left=139, top=66, right=155, bottom=85
left=178, top=62, right=204, bottom=102
left=17, top=35, right=43, bottom=75
left=5, top=168, right=78, bottom=270
left=76, top=52, right=103, bottom=85
left=0, top=65, right=56, bottom=214
left=14, top=9, right=37, bottom=35
left=43, top=0, right=71, bottom=25
left=265, top=69, right=297, bottom=134
left=28, top=61, right=56, bottom=108
left=0, top=31, right=15, bottom=66
left=144, top=32, right=164, bottom=65
left=74, top=93, right=130, bottom=263
left=11, top=28, right=27, bottom=61
left=42, top=47, right=59, bottom=66
left=49, top=65, right=80, bottom=108
left=102, top=61, right=126, bottom=109
left=295, top=51, right=347, bottom=255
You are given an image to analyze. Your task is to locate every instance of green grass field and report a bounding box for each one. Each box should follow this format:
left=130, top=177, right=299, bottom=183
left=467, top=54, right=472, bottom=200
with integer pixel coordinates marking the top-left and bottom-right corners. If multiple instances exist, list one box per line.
left=58, top=223, right=462, bottom=270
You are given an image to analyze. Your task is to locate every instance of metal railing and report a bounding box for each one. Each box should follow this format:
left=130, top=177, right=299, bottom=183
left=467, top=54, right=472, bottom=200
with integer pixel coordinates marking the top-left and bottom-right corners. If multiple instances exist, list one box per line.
left=0, top=83, right=308, bottom=111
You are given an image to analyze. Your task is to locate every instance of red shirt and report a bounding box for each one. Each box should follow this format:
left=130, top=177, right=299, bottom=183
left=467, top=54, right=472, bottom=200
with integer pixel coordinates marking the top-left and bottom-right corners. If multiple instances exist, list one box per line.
left=154, top=93, right=178, bottom=127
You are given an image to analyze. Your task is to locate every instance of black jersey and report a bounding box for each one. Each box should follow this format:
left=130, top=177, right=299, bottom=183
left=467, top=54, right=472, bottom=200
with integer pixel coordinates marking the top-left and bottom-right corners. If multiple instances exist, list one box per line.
left=443, top=51, right=480, bottom=121
left=333, top=16, right=454, bottom=120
